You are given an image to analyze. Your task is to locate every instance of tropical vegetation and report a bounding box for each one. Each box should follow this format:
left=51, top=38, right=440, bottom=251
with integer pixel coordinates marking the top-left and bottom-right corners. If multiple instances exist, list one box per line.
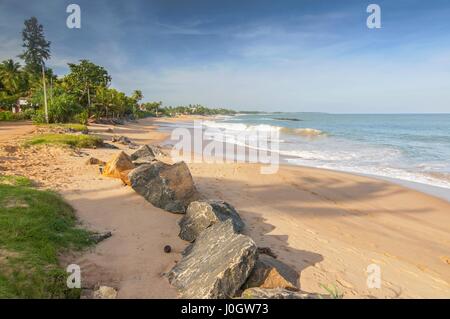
left=0, top=17, right=236, bottom=124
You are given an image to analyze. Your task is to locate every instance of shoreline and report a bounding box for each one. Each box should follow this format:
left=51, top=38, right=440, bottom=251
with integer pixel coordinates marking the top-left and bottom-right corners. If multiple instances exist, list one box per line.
left=152, top=116, right=450, bottom=203
left=1, top=117, right=449, bottom=298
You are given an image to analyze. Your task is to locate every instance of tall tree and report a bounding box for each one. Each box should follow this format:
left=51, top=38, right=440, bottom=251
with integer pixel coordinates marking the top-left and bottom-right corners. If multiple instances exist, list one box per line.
left=64, top=60, right=111, bottom=116
left=132, top=90, right=143, bottom=103
left=19, top=17, right=51, bottom=75
left=0, top=59, right=22, bottom=94
left=19, top=17, right=51, bottom=122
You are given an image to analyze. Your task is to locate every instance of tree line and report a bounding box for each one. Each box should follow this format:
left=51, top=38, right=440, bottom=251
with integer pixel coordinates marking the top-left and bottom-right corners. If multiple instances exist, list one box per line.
left=0, top=17, right=235, bottom=123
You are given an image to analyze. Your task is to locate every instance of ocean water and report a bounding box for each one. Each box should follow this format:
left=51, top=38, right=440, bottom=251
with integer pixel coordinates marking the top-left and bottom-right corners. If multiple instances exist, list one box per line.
left=197, top=113, right=450, bottom=190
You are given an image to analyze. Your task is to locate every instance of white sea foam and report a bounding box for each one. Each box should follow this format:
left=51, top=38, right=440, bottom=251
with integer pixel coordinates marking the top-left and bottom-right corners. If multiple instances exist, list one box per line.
left=284, top=158, right=450, bottom=189
left=161, top=117, right=450, bottom=190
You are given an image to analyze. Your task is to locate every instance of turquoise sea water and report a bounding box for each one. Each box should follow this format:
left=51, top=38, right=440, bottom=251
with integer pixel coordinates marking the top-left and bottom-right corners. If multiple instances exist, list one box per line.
left=203, top=113, right=450, bottom=189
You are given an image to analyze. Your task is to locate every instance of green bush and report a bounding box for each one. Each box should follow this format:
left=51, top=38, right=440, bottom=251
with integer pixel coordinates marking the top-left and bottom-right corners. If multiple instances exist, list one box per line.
left=49, top=94, right=82, bottom=123
left=32, top=94, right=82, bottom=124
left=22, top=108, right=36, bottom=119
left=0, top=111, right=14, bottom=121
left=31, top=109, right=47, bottom=123
left=0, top=110, right=34, bottom=121
left=72, top=110, right=88, bottom=125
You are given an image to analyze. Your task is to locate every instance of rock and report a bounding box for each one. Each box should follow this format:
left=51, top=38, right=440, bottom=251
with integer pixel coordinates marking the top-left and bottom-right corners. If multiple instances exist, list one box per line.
left=106, top=128, right=114, bottom=133
left=130, top=144, right=162, bottom=161
left=93, top=286, right=117, bottom=299
left=112, top=135, right=132, bottom=145
left=102, top=151, right=135, bottom=182
left=101, top=142, right=119, bottom=149
left=240, top=288, right=316, bottom=299
left=243, top=254, right=299, bottom=291
left=132, top=158, right=156, bottom=166
left=119, top=169, right=134, bottom=186
left=85, top=157, right=106, bottom=166
left=128, top=161, right=199, bottom=213
left=112, top=118, right=125, bottom=125
left=178, top=200, right=245, bottom=242
left=167, top=220, right=257, bottom=299
left=257, top=247, right=278, bottom=259
left=90, top=231, right=112, bottom=244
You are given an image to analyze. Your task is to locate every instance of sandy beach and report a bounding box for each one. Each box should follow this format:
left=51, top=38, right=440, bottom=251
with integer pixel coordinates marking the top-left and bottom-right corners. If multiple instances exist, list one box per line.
left=1, top=117, right=449, bottom=298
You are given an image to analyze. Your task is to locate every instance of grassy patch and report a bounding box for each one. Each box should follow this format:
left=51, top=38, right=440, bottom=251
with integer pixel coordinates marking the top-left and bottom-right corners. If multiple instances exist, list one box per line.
left=24, top=133, right=103, bottom=149
left=37, top=123, right=88, bottom=132
left=319, top=283, right=344, bottom=299
left=0, top=175, right=93, bottom=298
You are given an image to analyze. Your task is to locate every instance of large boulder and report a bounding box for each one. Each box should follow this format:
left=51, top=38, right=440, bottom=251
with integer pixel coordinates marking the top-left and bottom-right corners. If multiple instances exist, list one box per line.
left=128, top=160, right=199, bottom=213
left=102, top=151, right=135, bottom=185
left=178, top=200, right=245, bottom=242
left=240, top=288, right=316, bottom=299
left=243, top=254, right=299, bottom=291
left=131, top=144, right=163, bottom=161
left=167, top=220, right=257, bottom=299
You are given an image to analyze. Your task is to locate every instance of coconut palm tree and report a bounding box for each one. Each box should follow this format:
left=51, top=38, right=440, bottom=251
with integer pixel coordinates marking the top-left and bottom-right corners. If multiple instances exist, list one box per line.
left=0, top=59, right=22, bottom=94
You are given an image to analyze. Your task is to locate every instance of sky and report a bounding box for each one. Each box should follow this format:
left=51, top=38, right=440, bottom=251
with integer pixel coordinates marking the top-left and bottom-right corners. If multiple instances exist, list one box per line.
left=0, top=0, right=450, bottom=113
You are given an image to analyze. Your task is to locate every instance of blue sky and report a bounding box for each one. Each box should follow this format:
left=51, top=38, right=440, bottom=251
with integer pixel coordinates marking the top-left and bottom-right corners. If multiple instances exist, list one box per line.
left=1, top=0, right=449, bottom=113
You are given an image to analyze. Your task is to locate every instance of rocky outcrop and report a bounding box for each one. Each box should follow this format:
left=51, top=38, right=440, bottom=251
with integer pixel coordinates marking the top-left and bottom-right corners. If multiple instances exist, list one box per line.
left=178, top=200, right=245, bottom=242
left=243, top=254, right=299, bottom=290
left=240, top=287, right=316, bottom=299
left=130, top=145, right=165, bottom=166
left=102, top=151, right=135, bottom=185
left=167, top=220, right=257, bottom=298
left=128, top=160, right=199, bottom=213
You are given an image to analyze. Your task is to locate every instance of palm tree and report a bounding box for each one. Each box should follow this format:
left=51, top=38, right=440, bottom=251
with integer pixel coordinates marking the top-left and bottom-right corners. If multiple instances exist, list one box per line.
left=0, top=59, right=22, bottom=94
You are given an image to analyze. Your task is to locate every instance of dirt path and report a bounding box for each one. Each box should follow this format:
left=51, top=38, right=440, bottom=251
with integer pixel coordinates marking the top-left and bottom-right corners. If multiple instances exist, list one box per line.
left=0, top=121, right=35, bottom=143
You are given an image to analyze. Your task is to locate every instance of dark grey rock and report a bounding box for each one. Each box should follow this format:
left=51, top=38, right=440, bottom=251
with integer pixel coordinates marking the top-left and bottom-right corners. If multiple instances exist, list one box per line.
left=178, top=200, right=245, bottom=242
left=128, top=161, right=199, bottom=213
left=130, top=144, right=163, bottom=161
left=90, top=231, right=112, bottom=244
left=111, top=135, right=131, bottom=144
left=167, top=220, right=257, bottom=299
left=132, top=158, right=156, bottom=166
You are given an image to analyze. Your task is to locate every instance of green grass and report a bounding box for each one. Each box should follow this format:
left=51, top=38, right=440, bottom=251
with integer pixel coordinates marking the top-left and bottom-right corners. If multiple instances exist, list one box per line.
left=0, top=175, right=93, bottom=298
left=24, top=133, right=103, bottom=149
left=319, top=283, right=344, bottom=299
left=37, top=123, right=88, bottom=132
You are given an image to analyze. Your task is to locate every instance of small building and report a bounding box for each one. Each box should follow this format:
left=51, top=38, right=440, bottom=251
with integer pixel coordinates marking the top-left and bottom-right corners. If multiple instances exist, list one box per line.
left=12, top=98, right=29, bottom=113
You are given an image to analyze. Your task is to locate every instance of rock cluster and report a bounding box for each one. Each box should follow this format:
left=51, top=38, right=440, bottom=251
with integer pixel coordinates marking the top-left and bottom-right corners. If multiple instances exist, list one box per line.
left=167, top=220, right=257, bottom=298
left=97, top=144, right=305, bottom=299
